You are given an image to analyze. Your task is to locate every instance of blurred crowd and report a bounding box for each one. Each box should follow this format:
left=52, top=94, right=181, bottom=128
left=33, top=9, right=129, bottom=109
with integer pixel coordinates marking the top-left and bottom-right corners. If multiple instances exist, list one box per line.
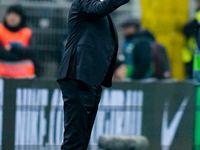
left=113, top=17, right=171, bottom=81
left=0, top=5, right=39, bottom=78
left=0, top=3, right=199, bottom=81
left=182, top=0, right=200, bottom=79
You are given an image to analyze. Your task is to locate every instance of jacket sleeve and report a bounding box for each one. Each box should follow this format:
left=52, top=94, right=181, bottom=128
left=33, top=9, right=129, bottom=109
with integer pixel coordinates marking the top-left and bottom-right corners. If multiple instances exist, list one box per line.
left=78, top=0, right=130, bottom=18
left=158, top=44, right=171, bottom=74
left=11, top=37, right=40, bottom=76
left=0, top=41, right=22, bottom=61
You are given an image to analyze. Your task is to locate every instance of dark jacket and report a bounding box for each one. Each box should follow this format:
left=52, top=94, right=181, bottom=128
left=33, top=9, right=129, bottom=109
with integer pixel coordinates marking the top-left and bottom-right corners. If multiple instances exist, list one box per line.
left=123, top=29, right=154, bottom=79
left=152, top=42, right=171, bottom=79
left=132, top=40, right=152, bottom=79
left=57, top=0, right=129, bottom=87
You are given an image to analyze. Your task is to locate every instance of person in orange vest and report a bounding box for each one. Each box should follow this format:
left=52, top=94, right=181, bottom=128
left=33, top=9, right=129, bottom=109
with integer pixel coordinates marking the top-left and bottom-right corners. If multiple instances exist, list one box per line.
left=0, top=5, right=39, bottom=78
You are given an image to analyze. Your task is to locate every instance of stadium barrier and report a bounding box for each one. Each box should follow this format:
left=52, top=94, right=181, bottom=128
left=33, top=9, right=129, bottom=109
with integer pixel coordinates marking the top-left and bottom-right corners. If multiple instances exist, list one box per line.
left=0, top=78, right=196, bottom=150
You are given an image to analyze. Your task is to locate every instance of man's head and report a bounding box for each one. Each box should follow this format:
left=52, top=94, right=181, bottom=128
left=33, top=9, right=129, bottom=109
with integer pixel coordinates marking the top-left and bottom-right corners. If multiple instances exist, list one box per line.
left=4, top=5, right=26, bottom=31
left=6, top=12, right=21, bottom=27
left=121, top=17, right=141, bottom=37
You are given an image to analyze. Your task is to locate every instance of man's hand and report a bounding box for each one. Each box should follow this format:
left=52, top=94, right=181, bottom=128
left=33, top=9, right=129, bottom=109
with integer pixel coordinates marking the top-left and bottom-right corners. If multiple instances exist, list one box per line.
left=5, top=45, right=12, bottom=51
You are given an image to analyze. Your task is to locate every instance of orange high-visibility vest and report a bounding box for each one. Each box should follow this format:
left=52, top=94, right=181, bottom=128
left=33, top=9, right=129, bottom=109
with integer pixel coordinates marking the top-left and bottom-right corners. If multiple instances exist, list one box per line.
left=0, top=24, right=35, bottom=78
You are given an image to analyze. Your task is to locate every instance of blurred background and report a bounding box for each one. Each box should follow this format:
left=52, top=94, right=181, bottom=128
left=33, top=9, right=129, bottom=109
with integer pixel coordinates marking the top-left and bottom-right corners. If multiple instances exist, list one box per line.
left=0, top=0, right=200, bottom=150
left=0, top=0, right=197, bottom=80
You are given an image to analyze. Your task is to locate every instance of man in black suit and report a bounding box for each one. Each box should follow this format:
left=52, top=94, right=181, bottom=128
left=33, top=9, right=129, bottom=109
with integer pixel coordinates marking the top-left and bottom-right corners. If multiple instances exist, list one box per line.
left=57, top=0, right=129, bottom=149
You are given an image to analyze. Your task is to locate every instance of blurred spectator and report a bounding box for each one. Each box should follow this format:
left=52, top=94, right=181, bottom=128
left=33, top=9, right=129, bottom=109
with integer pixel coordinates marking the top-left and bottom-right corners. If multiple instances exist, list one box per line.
left=0, top=5, right=39, bottom=78
left=182, top=6, right=200, bottom=79
left=121, top=18, right=154, bottom=79
left=112, top=59, right=127, bottom=80
left=121, top=17, right=171, bottom=79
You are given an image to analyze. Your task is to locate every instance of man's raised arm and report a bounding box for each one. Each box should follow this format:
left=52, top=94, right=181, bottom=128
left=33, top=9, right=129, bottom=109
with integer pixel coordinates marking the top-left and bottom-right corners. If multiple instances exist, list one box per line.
left=78, top=0, right=130, bottom=19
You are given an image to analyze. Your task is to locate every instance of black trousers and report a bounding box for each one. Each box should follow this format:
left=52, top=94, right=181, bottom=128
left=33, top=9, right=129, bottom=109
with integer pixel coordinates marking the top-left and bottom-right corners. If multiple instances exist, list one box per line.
left=58, top=79, right=102, bottom=150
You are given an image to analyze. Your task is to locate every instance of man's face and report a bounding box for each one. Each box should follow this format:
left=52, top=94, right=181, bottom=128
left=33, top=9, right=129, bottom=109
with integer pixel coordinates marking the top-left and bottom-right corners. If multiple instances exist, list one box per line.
left=6, top=12, right=21, bottom=27
left=122, top=25, right=138, bottom=37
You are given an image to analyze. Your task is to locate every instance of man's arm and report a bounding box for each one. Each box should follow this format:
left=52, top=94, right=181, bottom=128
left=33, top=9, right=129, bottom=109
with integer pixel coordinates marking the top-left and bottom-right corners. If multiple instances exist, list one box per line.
left=0, top=41, right=22, bottom=61
left=0, top=37, right=40, bottom=76
left=11, top=37, right=40, bottom=76
left=78, top=0, right=130, bottom=19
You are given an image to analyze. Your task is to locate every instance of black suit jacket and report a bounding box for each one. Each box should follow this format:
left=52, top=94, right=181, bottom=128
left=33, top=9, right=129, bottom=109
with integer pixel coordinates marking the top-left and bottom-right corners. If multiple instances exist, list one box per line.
left=57, top=0, right=129, bottom=87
